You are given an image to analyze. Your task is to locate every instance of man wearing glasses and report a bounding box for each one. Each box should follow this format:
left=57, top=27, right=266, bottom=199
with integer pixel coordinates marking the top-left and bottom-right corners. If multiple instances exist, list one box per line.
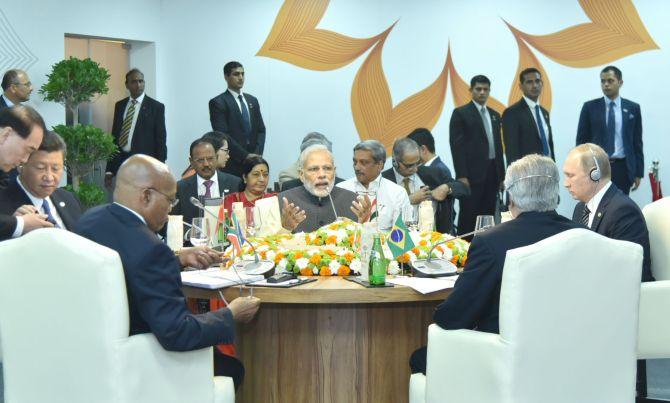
left=382, top=138, right=432, bottom=212
left=172, top=138, right=241, bottom=229
left=0, top=69, right=32, bottom=109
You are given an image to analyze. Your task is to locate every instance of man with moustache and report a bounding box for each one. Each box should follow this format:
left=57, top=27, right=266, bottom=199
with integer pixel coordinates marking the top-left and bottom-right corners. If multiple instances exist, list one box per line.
left=502, top=67, right=555, bottom=164
left=337, top=140, right=410, bottom=231
left=0, top=106, right=53, bottom=241
left=449, top=75, right=505, bottom=236
left=279, top=144, right=371, bottom=233
left=0, top=131, right=81, bottom=232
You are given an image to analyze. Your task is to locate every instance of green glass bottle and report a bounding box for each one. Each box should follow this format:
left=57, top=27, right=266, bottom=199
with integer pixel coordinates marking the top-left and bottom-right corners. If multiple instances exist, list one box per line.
left=368, top=234, right=387, bottom=286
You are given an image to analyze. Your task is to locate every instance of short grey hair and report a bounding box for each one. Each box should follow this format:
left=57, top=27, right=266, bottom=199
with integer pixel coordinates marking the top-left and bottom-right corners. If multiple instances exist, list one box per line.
left=354, top=140, right=386, bottom=163
left=299, top=144, right=334, bottom=170
left=392, top=138, right=419, bottom=161
left=504, top=154, right=559, bottom=213
left=300, top=132, right=332, bottom=152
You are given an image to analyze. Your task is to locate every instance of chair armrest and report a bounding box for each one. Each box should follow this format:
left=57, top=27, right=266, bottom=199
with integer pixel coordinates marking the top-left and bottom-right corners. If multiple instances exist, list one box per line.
left=425, top=325, right=510, bottom=403
left=638, top=281, right=670, bottom=359
left=409, top=373, right=426, bottom=403
left=117, top=333, right=216, bottom=403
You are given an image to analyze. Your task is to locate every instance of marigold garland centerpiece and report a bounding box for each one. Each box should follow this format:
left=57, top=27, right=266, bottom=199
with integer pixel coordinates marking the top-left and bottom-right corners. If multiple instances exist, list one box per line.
left=222, top=220, right=469, bottom=276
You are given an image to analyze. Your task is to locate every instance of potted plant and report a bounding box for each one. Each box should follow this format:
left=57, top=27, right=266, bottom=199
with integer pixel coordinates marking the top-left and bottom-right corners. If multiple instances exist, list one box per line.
left=40, top=57, right=117, bottom=206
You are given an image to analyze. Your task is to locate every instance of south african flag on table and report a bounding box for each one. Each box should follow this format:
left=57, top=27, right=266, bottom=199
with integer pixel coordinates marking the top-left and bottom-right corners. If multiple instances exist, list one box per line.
left=387, top=214, right=415, bottom=259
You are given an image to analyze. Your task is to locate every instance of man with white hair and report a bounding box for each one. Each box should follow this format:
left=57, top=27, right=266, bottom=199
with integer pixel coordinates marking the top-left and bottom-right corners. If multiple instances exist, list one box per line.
left=337, top=140, right=410, bottom=230
left=409, top=154, right=581, bottom=375
left=279, top=144, right=371, bottom=233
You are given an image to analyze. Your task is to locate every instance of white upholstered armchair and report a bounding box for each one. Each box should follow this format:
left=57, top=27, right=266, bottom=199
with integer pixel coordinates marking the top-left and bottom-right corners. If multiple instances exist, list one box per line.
left=639, top=196, right=670, bottom=361
left=410, top=228, right=643, bottom=403
left=0, top=229, right=234, bottom=403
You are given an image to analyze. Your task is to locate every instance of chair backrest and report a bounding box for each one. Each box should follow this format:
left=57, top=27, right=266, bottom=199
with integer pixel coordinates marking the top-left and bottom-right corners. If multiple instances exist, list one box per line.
left=0, top=229, right=129, bottom=402
left=642, top=197, right=670, bottom=280
left=499, top=228, right=642, bottom=403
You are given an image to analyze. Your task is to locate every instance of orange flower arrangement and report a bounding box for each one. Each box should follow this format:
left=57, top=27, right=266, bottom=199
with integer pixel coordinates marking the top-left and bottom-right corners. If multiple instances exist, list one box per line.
left=337, top=266, right=351, bottom=276
left=300, top=268, right=313, bottom=276
left=309, top=254, right=322, bottom=265
left=319, top=267, right=332, bottom=276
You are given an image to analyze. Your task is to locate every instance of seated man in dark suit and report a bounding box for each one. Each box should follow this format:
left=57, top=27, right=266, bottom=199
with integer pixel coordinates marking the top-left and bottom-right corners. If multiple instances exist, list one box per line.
left=279, top=144, right=371, bottom=233
left=171, top=138, right=242, bottom=227
left=0, top=130, right=81, bottom=231
left=564, top=143, right=653, bottom=282
left=407, top=128, right=470, bottom=234
left=409, top=154, right=582, bottom=374
left=75, top=154, right=260, bottom=391
left=0, top=105, right=53, bottom=241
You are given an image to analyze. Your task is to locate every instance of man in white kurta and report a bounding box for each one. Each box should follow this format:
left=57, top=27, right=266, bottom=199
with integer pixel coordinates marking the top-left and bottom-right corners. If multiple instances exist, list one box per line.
left=337, top=140, right=410, bottom=231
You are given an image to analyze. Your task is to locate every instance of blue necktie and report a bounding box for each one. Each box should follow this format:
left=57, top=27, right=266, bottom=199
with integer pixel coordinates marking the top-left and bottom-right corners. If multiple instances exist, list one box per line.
left=605, top=101, right=615, bottom=156
left=41, top=200, right=60, bottom=228
left=238, top=94, right=251, bottom=134
left=534, top=105, right=550, bottom=156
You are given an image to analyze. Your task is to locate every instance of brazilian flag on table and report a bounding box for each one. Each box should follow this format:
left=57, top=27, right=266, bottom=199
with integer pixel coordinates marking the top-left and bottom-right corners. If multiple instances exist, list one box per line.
left=387, top=214, right=415, bottom=259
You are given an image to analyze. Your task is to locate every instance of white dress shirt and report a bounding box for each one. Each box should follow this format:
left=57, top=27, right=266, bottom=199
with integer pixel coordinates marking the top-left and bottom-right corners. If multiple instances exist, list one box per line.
left=473, top=100, right=495, bottom=159
left=337, top=175, right=411, bottom=230
left=197, top=172, right=221, bottom=198
left=121, top=92, right=145, bottom=152
left=2, top=94, right=15, bottom=107
left=423, top=155, right=438, bottom=167
left=227, top=88, right=250, bottom=116
left=604, top=96, right=625, bottom=158
left=585, top=181, right=612, bottom=228
left=16, top=177, right=65, bottom=232
left=114, top=202, right=147, bottom=225
left=523, top=96, right=549, bottom=143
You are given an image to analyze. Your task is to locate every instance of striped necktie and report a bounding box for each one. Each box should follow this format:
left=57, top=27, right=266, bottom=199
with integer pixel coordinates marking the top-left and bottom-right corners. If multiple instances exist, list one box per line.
left=42, top=200, right=60, bottom=228
left=118, top=99, right=137, bottom=148
left=580, top=205, right=590, bottom=227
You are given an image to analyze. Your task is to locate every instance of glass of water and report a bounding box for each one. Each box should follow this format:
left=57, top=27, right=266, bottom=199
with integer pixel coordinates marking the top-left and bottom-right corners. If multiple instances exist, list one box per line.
left=474, top=215, right=495, bottom=235
left=402, top=205, right=418, bottom=232
left=190, top=217, right=210, bottom=247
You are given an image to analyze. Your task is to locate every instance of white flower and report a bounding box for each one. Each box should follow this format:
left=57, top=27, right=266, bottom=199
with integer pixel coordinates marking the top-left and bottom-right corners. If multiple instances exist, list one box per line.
left=265, top=250, right=276, bottom=262
left=329, top=260, right=341, bottom=273
left=441, top=248, right=453, bottom=261
left=387, top=260, right=400, bottom=275
left=295, top=258, right=309, bottom=270
left=256, top=244, right=269, bottom=252
left=407, top=250, right=417, bottom=262
left=277, top=258, right=288, bottom=269
left=313, top=267, right=319, bottom=275
left=336, top=229, right=348, bottom=243
left=350, top=258, right=362, bottom=274
left=336, top=249, right=347, bottom=256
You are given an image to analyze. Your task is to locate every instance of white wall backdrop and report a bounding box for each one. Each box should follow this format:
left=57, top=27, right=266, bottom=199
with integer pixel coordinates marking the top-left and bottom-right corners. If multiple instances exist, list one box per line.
left=2, top=0, right=668, bottom=217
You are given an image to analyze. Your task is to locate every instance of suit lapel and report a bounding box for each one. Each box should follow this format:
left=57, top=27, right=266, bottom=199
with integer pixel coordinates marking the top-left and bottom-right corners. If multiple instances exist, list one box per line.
left=224, top=91, right=245, bottom=124
left=467, top=102, right=488, bottom=142
left=621, top=98, right=631, bottom=144
left=131, top=98, right=149, bottom=149
left=590, top=185, right=617, bottom=232
left=51, top=190, right=74, bottom=230
left=521, top=101, right=540, bottom=138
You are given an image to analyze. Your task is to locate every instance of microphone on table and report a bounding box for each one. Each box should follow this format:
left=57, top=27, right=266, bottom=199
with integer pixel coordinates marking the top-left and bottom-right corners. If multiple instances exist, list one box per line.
left=412, top=229, right=483, bottom=276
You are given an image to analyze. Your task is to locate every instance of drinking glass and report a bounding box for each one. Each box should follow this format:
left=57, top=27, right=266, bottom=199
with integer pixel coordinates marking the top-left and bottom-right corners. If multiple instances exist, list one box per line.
left=190, top=217, right=210, bottom=247
left=245, top=206, right=262, bottom=237
left=402, top=205, right=418, bottom=232
left=474, top=215, right=495, bottom=235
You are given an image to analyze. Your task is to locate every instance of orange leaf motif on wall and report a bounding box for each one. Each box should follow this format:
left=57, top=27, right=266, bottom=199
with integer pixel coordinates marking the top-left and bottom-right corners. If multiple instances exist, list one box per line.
left=256, top=0, right=387, bottom=71
left=506, top=0, right=659, bottom=68
left=351, top=30, right=449, bottom=151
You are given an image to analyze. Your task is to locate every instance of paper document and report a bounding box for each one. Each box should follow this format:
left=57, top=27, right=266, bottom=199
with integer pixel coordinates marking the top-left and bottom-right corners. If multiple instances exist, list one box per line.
left=181, top=268, right=263, bottom=289
left=387, top=276, right=458, bottom=294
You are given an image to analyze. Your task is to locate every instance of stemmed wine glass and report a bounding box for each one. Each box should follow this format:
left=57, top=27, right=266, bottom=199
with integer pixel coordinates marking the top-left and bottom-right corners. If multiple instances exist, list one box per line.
left=474, top=215, right=495, bottom=235
left=245, top=206, right=262, bottom=238
left=189, top=217, right=210, bottom=247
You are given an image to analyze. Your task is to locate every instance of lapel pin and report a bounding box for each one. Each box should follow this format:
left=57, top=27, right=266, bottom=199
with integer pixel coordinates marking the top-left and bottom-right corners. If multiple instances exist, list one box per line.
left=59, top=201, right=66, bottom=207
left=597, top=212, right=602, bottom=218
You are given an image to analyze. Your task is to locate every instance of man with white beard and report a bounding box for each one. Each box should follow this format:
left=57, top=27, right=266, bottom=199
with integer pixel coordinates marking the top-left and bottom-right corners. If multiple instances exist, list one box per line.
left=279, top=144, right=371, bottom=233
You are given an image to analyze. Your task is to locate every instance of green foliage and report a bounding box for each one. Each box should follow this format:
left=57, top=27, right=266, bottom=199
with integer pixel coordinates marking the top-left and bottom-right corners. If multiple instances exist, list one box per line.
left=64, top=182, right=107, bottom=209
left=39, top=57, right=110, bottom=108
left=53, top=124, right=117, bottom=165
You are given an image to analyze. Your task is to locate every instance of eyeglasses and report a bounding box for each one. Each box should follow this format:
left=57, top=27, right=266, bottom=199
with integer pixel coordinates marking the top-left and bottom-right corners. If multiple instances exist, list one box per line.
left=219, top=148, right=229, bottom=154
left=193, top=156, right=217, bottom=165
left=148, top=187, right=179, bottom=208
left=398, top=159, right=422, bottom=169
left=12, top=81, right=31, bottom=88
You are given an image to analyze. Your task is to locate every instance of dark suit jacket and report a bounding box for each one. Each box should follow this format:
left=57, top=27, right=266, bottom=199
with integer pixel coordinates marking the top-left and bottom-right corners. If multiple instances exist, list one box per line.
left=434, top=211, right=582, bottom=333
left=281, top=176, right=344, bottom=192
left=209, top=90, right=266, bottom=177
left=171, top=171, right=242, bottom=226
left=449, top=102, right=505, bottom=184
left=576, top=97, right=643, bottom=180
left=106, top=95, right=167, bottom=175
left=75, top=203, right=235, bottom=350
left=502, top=98, right=555, bottom=164
left=0, top=96, right=8, bottom=110
left=0, top=214, right=16, bottom=241
left=0, top=179, right=82, bottom=230
left=572, top=184, right=653, bottom=282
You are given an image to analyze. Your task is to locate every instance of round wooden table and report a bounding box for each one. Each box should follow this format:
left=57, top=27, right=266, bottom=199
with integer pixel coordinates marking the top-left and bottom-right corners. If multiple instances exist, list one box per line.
left=184, top=277, right=452, bottom=403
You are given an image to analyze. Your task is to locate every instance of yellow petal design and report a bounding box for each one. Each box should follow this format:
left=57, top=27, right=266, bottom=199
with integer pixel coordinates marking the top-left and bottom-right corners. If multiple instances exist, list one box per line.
left=506, top=31, right=553, bottom=111
left=257, top=0, right=388, bottom=71
left=446, top=47, right=506, bottom=116
left=351, top=31, right=448, bottom=151
left=506, top=0, right=659, bottom=68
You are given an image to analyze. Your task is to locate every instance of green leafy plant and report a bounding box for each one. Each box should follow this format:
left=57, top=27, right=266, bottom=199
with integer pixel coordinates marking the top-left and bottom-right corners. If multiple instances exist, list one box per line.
left=39, top=57, right=110, bottom=125
left=53, top=124, right=117, bottom=190
left=64, top=182, right=107, bottom=210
